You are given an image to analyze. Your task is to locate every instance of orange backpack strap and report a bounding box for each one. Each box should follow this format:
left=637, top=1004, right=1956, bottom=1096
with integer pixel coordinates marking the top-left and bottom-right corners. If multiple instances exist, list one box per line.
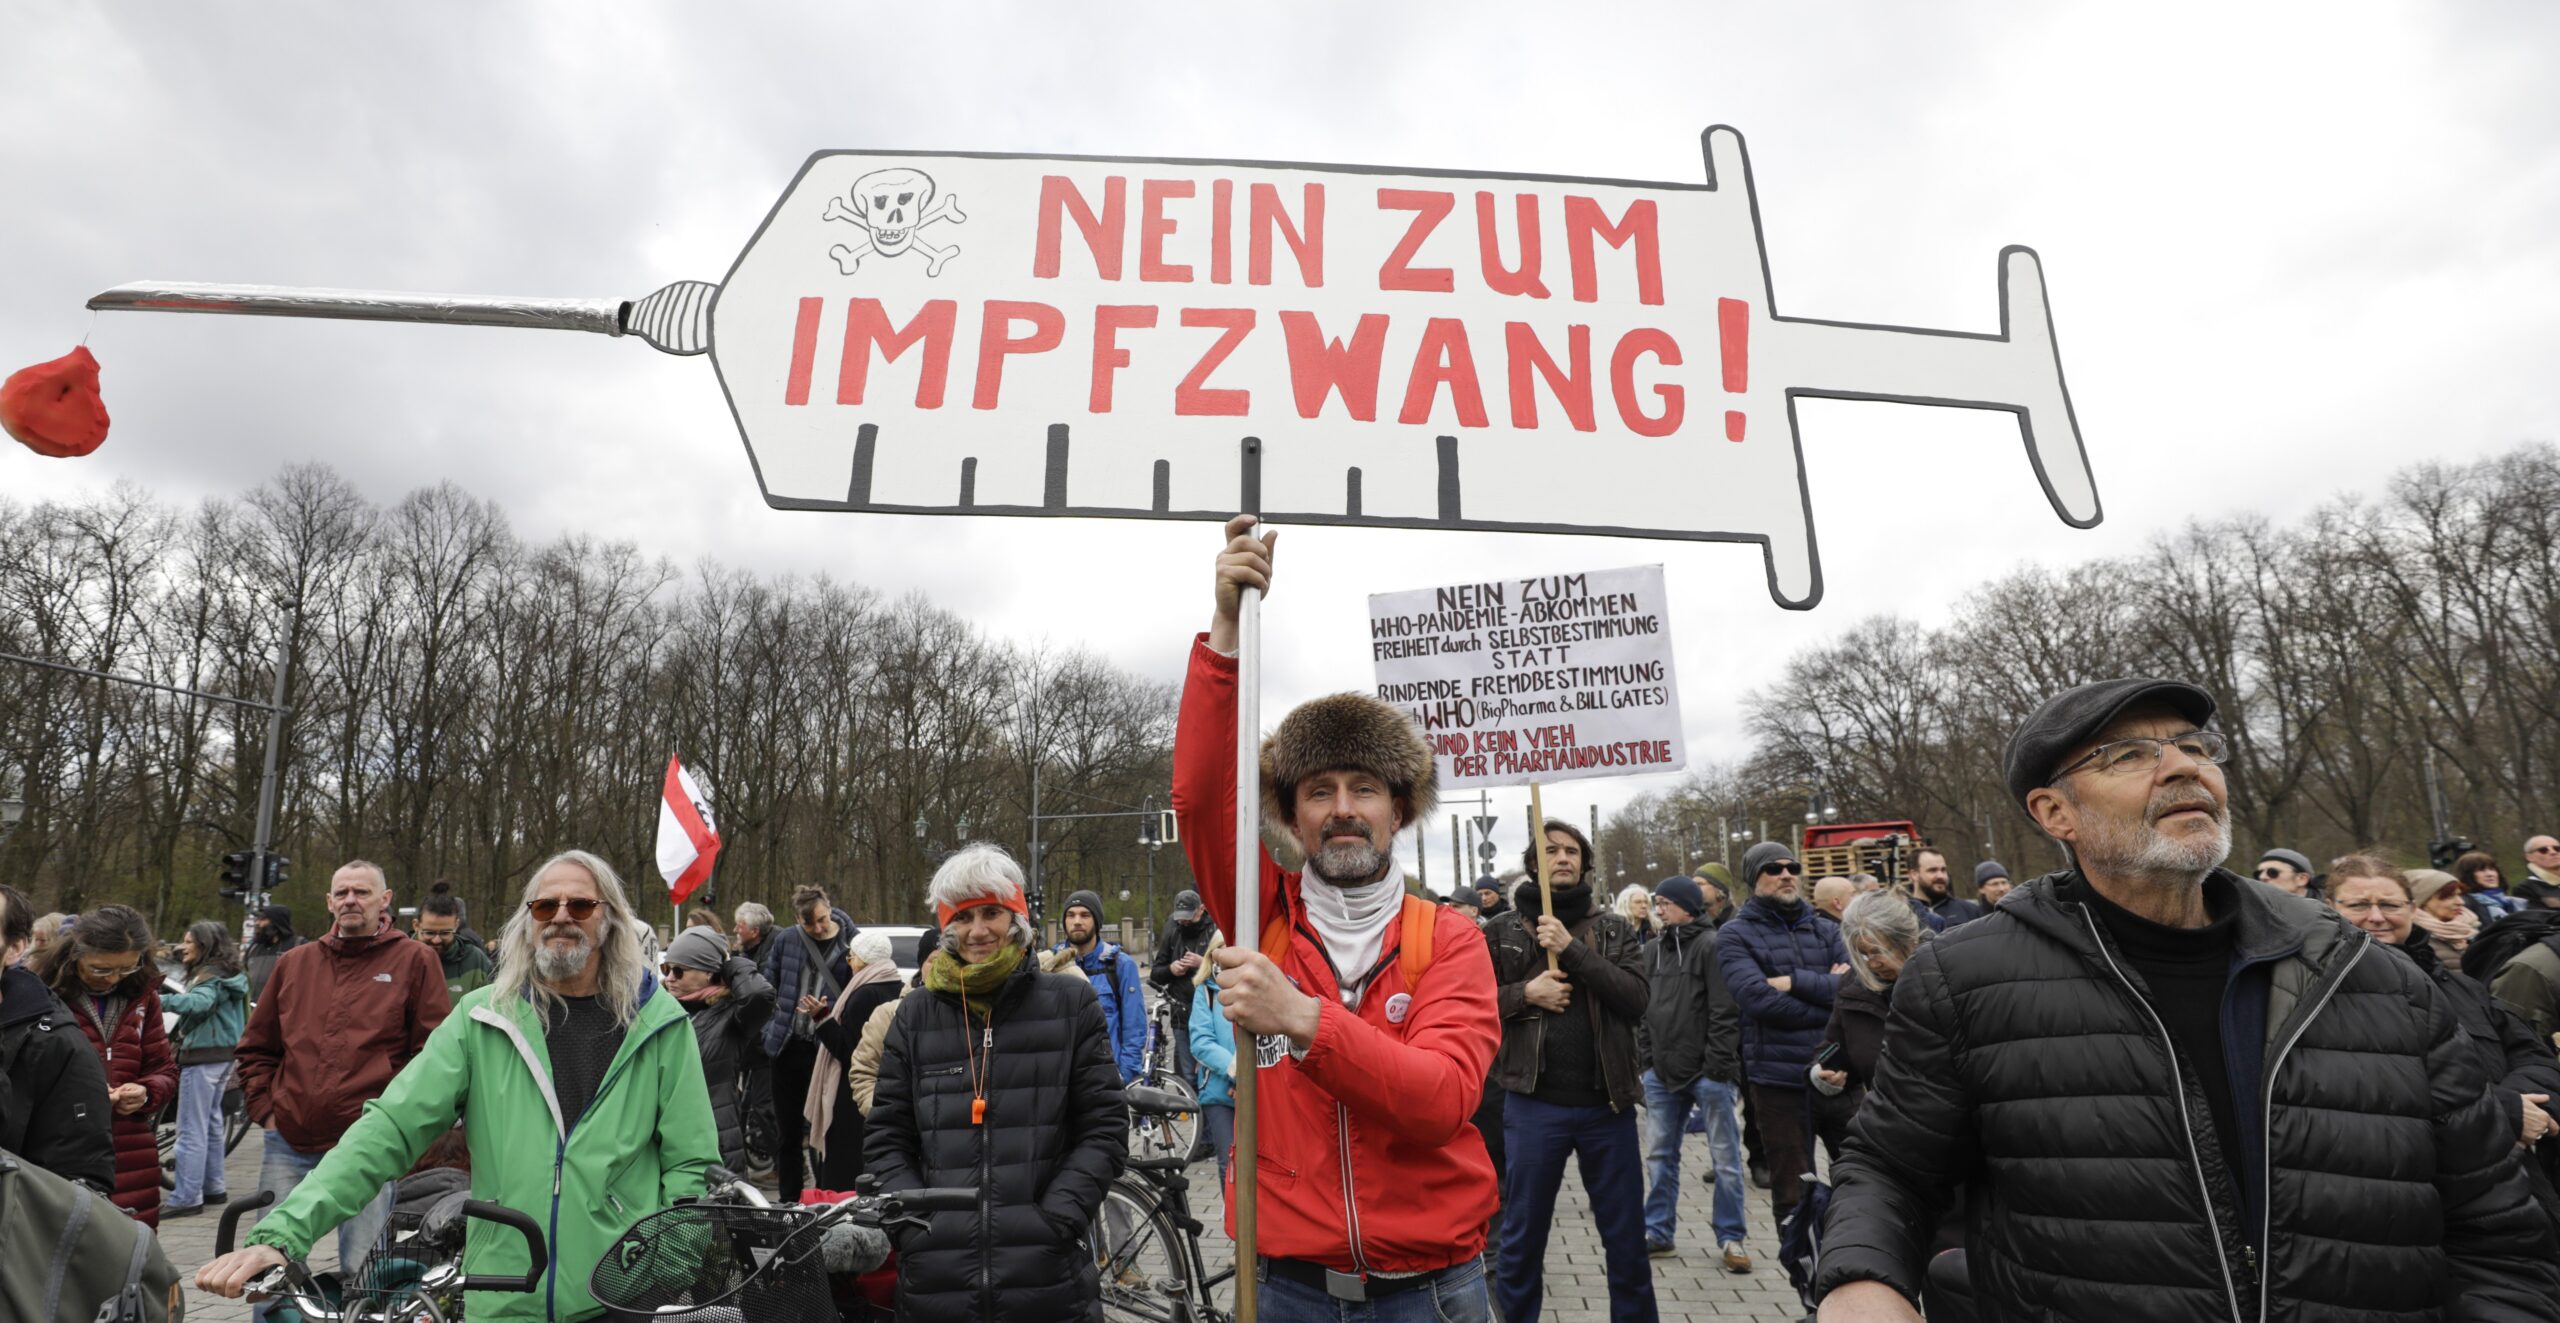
left=1260, top=913, right=1292, bottom=964
left=1398, top=894, right=1438, bottom=992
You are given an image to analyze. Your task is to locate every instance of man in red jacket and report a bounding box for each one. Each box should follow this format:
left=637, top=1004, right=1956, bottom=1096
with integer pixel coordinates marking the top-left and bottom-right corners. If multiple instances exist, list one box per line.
left=1176, top=514, right=1502, bottom=1322
left=233, top=860, right=448, bottom=1309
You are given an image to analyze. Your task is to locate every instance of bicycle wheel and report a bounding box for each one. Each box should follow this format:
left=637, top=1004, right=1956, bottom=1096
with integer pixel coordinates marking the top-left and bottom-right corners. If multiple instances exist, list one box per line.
left=1126, top=1076, right=1200, bottom=1167
left=1093, top=1180, right=1218, bottom=1323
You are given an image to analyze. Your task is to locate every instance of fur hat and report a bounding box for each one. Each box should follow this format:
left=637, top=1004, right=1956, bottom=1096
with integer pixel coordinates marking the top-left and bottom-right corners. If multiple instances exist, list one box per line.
left=1260, top=692, right=1438, bottom=835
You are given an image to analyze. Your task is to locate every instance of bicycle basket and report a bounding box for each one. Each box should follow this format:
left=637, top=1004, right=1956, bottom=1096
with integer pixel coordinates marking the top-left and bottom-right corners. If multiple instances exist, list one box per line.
left=590, top=1203, right=835, bottom=1322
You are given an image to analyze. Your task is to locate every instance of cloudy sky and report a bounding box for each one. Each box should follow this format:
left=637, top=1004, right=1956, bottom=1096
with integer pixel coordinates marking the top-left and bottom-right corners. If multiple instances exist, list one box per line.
left=5, top=3, right=2554, bottom=877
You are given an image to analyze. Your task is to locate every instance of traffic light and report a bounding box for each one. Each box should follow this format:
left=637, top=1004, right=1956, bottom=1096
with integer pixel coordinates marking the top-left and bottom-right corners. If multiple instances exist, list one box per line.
left=263, top=854, right=289, bottom=891
left=1154, top=809, right=1177, bottom=846
left=218, top=850, right=255, bottom=901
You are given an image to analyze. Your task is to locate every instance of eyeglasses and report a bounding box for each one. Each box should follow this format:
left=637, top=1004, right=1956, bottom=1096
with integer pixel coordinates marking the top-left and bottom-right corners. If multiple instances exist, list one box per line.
left=2335, top=899, right=2412, bottom=917
left=2049, top=730, right=2231, bottom=783
left=79, top=961, right=140, bottom=982
left=525, top=897, right=603, bottom=922
left=1759, top=863, right=1800, bottom=877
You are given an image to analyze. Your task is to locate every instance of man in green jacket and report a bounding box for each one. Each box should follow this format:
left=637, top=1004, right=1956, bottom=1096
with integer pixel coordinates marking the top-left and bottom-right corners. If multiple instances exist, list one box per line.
left=195, top=848, right=718, bottom=1322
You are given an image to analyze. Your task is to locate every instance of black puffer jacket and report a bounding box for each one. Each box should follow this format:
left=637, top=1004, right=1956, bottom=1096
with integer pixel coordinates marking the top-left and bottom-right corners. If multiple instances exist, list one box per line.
left=1816, top=869, right=2560, bottom=1321
left=864, top=957, right=1129, bottom=1323
left=681, top=956, right=777, bottom=1171
left=0, top=967, right=114, bottom=1195
left=2401, top=935, right=2560, bottom=1233
left=1639, top=920, right=1741, bottom=1089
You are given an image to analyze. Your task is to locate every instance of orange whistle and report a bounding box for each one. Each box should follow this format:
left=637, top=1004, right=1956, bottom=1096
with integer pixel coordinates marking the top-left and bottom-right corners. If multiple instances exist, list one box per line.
left=972, top=1097, right=987, bottom=1125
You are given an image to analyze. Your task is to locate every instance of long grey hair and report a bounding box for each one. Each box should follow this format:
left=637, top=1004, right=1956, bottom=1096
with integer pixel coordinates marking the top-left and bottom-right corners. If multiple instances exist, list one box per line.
left=926, top=844, right=1036, bottom=957
left=489, top=849, right=648, bottom=1027
left=1838, top=890, right=1928, bottom=993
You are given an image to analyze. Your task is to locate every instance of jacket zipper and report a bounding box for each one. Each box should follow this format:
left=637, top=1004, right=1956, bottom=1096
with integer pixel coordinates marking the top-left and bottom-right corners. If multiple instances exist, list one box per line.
left=2081, top=911, right=2245, bottom=1323
left=2257, top=937, right=2365, bottom=1323
left=1336, top=1101, right=1368, bottom=1275
left=979, top=1017, right=996, bottom=1322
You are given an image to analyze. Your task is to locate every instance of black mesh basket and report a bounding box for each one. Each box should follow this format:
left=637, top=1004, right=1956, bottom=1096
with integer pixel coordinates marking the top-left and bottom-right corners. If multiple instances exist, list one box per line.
left=589, top=1203, right=835, bottom=1323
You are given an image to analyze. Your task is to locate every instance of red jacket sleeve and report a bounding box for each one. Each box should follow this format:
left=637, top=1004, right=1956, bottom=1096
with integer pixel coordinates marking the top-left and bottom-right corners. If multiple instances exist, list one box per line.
left=401, top=945, right=452, bottom=1068
left=1298, top=908, right=1498, bottom=1144
left=1172, top=634, right=1289, bottom=946
left=235, top=959, right=284, bottom=1123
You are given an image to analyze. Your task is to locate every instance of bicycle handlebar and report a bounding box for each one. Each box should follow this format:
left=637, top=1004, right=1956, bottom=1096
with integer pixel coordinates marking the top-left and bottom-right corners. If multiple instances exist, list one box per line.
left=881, top=1187, right=978, bottom=1215
left=215, top=1189, right=277, bottom=1254
left=455, top=1198, right=548, bottom=1294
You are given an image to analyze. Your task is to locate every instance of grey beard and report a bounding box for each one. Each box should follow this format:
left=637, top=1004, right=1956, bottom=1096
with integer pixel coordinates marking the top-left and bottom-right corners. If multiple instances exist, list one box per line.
left=1307, top=838, right=1390, bottom=887
left=534, top=928, right=594, bottom=981
left=2076, top=802, right=2232, bottom=883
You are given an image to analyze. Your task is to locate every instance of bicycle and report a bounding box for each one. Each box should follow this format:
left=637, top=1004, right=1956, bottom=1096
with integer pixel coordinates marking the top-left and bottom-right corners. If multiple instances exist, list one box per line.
left=1127, top=996, right=1201, bottom=1166
left=590, top=1165, right=975, bottom=1322
left=1095, top=1082, right=1232, bottom=1323
left=213, top=1185, right=546, bottom=1322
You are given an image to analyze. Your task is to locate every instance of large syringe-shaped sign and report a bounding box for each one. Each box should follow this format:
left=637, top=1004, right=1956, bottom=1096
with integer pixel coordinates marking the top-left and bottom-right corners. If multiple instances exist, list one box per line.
left=90, top=127, right=2095, bottom=607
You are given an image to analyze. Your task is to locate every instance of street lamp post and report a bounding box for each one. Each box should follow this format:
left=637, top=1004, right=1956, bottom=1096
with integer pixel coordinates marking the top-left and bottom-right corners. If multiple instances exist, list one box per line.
left=915, top=811, right=971, bottom=866
left=1139, top=793, right=1165, bottom=936
left=0, top=790, right=24, bottom=845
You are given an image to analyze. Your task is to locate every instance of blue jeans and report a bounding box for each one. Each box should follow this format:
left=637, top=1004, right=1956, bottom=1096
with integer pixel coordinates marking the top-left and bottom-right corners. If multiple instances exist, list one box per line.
left=252, top=1130, right=397, bottom=1322
left=1641, top=1071, right=1747, bottom=1248
left=1496, top=1093, right=1658, bottom=1323
left=170, top=1062, right=231, bottom=1208
left=1258, top=1257, right=1492, bottom=1323
left=1203, top=1102, right=1235, bottom=1183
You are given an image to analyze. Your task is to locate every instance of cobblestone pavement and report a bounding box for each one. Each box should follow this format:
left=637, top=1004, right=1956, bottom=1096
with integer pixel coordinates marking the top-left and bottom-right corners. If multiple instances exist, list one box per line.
left=157, top=1116, right=1815, bottom=1322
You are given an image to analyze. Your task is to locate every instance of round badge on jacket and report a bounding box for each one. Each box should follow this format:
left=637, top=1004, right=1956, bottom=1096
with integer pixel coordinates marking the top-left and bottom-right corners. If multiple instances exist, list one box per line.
left=1384, top=992, right=1413, bottom=1024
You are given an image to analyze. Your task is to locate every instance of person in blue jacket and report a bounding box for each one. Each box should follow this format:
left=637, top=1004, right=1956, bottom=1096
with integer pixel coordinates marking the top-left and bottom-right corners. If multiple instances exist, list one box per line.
left=1187, top=955, right=1237, bottom=1181
left=1715, top=840, right=1849, bottom=1228
left=1056, top=889, right=1146, bottom=1082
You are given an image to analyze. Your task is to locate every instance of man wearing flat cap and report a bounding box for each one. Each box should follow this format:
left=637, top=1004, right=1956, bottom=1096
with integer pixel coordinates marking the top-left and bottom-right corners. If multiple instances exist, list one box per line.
left=2254, top=847, right=2315, bottom=897
left=1815, top=677, right=2560, bottom=1321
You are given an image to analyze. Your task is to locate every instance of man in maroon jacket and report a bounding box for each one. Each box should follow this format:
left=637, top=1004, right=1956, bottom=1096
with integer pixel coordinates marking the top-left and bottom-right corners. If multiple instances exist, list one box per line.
left=234, top=860, right=448, bottom=1304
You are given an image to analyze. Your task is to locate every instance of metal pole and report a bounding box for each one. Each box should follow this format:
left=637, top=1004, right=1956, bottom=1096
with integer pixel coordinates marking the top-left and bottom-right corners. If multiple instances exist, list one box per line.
left=247, top=604, right=301, bottom=916
left=1231, top=528, right=1267, bottom=1322
left=1449, top=815, right=1461, bottom=891
left=1029, top=764, right=1044, bottom=931
left=1588, top=803, right=1602, bottom=881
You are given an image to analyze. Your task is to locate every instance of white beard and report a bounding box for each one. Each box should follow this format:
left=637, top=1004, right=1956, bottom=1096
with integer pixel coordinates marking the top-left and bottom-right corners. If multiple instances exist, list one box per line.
left=534, top=927, right=594, bottom=981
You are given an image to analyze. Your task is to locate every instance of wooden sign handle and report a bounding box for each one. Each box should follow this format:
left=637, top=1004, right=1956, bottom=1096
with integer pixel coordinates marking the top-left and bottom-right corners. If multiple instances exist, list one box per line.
left=1529, top=783, right=1559, bottom=974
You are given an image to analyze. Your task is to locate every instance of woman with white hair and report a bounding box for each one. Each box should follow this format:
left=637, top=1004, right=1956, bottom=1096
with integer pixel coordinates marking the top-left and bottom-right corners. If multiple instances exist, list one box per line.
left=803, top=927, right=902, bottom=1189
left=1616, top=881, right=1658, bottom=943
left=864, top=844, right=1129, bottom=1323
left=1811, top=891, right=1928, bottom=1105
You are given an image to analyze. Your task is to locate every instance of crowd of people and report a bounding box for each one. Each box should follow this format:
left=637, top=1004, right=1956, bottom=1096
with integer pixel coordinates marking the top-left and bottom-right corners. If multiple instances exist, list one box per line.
left=6, top=513, right=2560, bottom=1322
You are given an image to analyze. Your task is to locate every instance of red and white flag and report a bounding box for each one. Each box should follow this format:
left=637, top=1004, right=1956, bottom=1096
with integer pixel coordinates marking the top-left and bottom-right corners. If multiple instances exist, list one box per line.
left=657, top=756, right=721, bottom=905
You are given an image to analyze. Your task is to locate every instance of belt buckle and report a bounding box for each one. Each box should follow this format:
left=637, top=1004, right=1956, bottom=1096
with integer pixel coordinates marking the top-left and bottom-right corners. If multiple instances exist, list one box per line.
left=1323, top=1268, right=1368, bottom=1302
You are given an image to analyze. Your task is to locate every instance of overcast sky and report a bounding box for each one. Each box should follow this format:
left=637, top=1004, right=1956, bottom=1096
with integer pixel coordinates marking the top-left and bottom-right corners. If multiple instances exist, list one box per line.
left=5, top=3, right=2554, bottom=880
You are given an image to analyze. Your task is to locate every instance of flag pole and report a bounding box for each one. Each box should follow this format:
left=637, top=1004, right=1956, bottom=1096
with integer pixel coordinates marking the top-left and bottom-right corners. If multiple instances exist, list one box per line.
left=1232, top=519, right=1267, bottom=1323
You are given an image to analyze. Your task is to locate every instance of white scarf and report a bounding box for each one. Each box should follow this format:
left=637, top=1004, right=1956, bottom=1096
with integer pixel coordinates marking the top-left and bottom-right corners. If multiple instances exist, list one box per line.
left=1298, top=855, right=1404, bottom=1007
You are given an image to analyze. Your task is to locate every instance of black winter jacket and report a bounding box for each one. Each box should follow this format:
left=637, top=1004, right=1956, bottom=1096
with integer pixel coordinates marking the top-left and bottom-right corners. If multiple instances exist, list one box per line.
left=1146, top=918, right=1217, bottom=1022
left=1817, top=869, right=2560, bottom=1321
left=1639, top=921, right=1741, bottom=1090
left=864, top=958, right=1129, bottom=1323
left=0, top=966, right=114, bottom=1195
left=681, top=956, right=777, bottom=1171
left=1487, top=883, right=1650, bottom=1110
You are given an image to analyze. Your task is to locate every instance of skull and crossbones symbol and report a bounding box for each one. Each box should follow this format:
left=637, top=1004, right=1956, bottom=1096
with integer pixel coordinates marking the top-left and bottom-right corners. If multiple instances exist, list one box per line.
left=823, top=167, right=965, bottom=277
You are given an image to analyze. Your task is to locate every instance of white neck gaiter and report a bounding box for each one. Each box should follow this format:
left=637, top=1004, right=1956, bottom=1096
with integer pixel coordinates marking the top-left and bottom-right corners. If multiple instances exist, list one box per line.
left=1298, top=855, right=1404, bottom=1006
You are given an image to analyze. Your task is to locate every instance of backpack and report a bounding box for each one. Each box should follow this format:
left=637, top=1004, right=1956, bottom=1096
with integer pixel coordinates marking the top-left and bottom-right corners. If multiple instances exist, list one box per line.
left=1259, top=893, right=1442, bottom=1008
left=0, top=1149, right=179, bottom=1323
left=2461, top=908, right=2560, bottom=983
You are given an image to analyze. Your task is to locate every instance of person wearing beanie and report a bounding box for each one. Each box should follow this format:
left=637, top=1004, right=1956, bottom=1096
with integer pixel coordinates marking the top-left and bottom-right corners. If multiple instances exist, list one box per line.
left=1814, top=676, right=2560, bottom=1320
left=661, top=923, right=777, bottom=1173
left=866, top=844, right=1127, bottom=1323
left=1638, top=873, right=1750, bottom=1271
left=1055, top=890, right=1147, bottom=1085
left=1149, top=889, right=1220, bottom=1082
left=1691, top=864, right=1738, bottom=927
left=1484, top=817, right=1655, bottom=1321
left=1171, top=515, right=1501, bottom=1315
left=1476, top=874, right=1513, bottom=922
left=2253, top=847, right=2314, bottom=897
left=1717, top=840, right=1850, bottom=1233
left=1972, top=860, right=2013, bottom=910
left=242, top=903, right=305, bottom=1002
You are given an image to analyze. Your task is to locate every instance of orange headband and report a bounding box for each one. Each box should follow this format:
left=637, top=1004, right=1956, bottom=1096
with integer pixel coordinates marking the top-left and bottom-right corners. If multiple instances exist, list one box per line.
left=936, top=889, right=1030, bottom=928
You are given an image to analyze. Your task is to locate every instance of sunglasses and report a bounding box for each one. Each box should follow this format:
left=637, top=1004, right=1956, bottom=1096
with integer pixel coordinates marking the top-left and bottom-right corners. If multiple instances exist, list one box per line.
left=1760, top=862, right=1801, bottom=877
left=2254, top=867, right=2288, bottom=880
left=525, top=897, right=603, bottom=922
left=659, top=963, right=690, bottom=979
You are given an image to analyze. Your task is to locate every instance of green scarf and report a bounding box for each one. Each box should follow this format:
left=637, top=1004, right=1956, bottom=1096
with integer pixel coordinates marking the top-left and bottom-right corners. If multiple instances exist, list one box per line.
left=925, top=941, right=1026, bottom=999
